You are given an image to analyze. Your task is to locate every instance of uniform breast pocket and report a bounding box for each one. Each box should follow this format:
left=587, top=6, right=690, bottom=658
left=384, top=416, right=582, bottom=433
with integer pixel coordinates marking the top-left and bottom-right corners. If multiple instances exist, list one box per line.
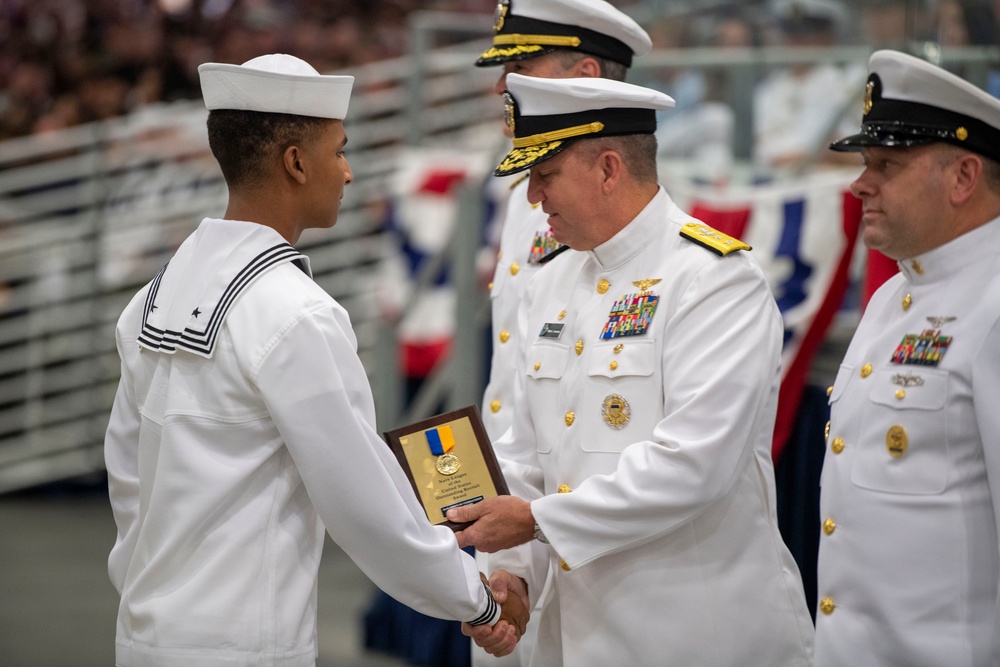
left=489, top=264, right=509, bottom=299
left=525, top=342, right=570, bottom=454
left=828, top=364, right=853, bottom=406
left=821, top=364, right=854, bottom=490
left=850, top=368, right=951, bottom=495
left=581, top=339, right=658, bottom=453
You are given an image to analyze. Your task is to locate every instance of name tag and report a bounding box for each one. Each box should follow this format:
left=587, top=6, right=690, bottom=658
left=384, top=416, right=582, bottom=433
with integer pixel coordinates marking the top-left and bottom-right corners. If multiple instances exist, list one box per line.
left=539, top=323, right=564, bottom=339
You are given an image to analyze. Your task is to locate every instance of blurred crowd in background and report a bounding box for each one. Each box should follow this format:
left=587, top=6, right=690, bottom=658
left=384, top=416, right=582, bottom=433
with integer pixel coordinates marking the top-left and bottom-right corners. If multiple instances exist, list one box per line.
left=0, top=0, right=503, bottom=140
left=1, top=0, right=997, bottom=144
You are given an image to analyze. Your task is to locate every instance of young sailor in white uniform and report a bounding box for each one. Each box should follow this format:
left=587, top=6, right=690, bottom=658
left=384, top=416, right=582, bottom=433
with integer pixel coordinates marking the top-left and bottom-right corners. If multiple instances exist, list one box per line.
left=104, top=53, right=526, bottom=666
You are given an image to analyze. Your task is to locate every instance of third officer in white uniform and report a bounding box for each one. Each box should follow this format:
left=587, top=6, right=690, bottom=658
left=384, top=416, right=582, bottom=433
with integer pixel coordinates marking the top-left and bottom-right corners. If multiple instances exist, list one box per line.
left=473, top=4, right=651, bottom=663
left=816, top=50, right=1000, bottom=667
left=477, top=0, right=651, bottom=442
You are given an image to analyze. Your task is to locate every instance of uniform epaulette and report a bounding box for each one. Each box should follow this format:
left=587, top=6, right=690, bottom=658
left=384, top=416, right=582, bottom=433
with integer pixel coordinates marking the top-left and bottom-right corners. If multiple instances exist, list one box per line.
left=679, top=222, right=751, bottom=256
left=509, top=172, right=529, bottom=190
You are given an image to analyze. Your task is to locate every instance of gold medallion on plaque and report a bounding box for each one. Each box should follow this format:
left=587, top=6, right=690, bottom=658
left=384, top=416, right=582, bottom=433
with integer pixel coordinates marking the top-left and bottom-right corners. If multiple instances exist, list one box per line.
left=384, top=406, right=510, bottom=531
left=602, top=394, right=630, bottom=429
left=435, top=452, right=462, bottom=476
left=886, top=425, right=908, bottom=458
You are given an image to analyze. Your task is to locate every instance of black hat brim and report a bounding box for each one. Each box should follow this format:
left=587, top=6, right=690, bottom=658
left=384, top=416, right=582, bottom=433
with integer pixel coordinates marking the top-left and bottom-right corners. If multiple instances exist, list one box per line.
left=830, top=125, right=944, bottom=153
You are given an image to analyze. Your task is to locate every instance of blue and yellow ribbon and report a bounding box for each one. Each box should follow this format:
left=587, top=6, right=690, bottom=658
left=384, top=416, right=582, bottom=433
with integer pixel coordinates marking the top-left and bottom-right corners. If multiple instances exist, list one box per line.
left=426, top=425, right=455, bottom=456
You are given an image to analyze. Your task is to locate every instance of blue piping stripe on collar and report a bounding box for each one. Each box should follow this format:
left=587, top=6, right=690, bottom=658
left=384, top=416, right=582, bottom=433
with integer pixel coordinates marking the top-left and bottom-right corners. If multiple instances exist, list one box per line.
left=137, top=243, right=306, bottom=356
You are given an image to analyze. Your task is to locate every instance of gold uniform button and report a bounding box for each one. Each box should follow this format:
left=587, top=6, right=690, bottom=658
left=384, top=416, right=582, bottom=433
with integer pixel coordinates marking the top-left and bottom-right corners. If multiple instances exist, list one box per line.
left=557, top=484, right=571, bottom=493
left=490, top=400, right=501, bottom=414
left=510, top=262, right=520, bottom=276
left=860, top=363, right=873, bottom=378
left=609, top=361, right=618, bottom=371
left=823, top=518, right=836, bottom=536
left=613, top=343, right=624, bottom=354
left=575, top=340, right=584, bottom=355
left=831, top=437, right=845, bottom=454
left=558, top=309, right=567, bottom=321
left=826, top=385, right=834, bottom=397
left=487, top=282, right=493, bottom=291
left=499, top=330, right=510, bottom=344
left=819, top=597, right=836, bottom=615
left=895, top=389, right=906, bottom=400
left=902, top=293, right=912, bottom=311
left=533, top=362, right=541, bottom=371
left=564, top=411, right=575, bottom=427
left=597, top=279, right=610, bottom=294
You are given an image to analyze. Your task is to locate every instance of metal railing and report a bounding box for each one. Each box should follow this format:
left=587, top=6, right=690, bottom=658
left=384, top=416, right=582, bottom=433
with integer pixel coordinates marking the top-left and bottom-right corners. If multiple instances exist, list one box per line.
left=0, top=6, right=997, bottom=491
left=0, top=32, right=500, bottom=492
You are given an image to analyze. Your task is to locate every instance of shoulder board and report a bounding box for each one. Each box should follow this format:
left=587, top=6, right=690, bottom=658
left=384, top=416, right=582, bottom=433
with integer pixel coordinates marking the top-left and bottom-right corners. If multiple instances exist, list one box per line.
left=509, top=172, right=529, bottom=190
left=679, top=222, right=751, bottom=256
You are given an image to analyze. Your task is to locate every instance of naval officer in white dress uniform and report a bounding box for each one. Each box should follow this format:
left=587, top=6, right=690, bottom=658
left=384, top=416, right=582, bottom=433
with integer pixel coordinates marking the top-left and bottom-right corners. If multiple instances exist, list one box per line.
left=449, top=74, right=815, bottom=667
left=815, top=50, right=1000, bottom=667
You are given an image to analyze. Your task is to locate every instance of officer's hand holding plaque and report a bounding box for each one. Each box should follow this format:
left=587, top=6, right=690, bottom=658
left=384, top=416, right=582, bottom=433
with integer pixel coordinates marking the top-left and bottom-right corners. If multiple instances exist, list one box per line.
left=384, top=405, right=508, bottom=531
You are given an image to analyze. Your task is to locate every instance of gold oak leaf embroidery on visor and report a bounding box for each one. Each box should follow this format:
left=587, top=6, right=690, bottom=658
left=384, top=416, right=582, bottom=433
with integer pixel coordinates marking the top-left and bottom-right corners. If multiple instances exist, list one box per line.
left=497, top=140, right=564, bottom=173
left=480, top=45, right=545, bottom=60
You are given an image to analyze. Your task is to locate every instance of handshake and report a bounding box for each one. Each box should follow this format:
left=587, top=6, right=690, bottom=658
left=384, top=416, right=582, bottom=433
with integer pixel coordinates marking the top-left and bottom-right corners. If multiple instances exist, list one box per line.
left=451, top=494, right=540, bottom=656
left=466, top=570, right=531, bottom=658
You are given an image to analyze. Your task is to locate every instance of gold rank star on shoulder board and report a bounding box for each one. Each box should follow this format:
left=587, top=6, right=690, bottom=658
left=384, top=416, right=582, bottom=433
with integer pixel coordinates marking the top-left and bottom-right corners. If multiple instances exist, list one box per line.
left=680, top=222, right=751, bottom=256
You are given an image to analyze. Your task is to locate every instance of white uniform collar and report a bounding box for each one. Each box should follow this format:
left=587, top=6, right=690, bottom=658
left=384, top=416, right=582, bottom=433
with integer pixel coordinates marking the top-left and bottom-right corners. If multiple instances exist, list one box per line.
left=897, top=214, right=1000, bottom=284
left=590, top=186, right=670, bottom=271
left=137, top=218, right=310, bottom=358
